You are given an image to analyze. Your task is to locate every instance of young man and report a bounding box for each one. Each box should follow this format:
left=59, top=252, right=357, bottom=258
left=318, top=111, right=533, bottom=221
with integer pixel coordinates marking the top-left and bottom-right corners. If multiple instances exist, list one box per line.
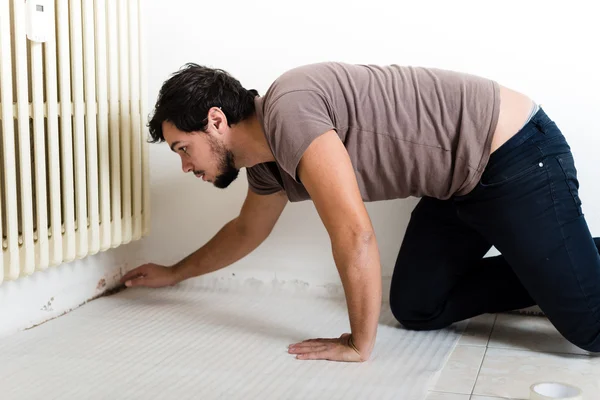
left=121, top=62, right=600, bottom=361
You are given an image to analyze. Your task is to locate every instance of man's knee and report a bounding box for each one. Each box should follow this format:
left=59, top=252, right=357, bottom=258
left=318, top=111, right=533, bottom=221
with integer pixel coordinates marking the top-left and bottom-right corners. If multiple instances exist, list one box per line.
left=565, top=324, right=600, bottom=353
left=389, top=290, right=449, bottom=331
left=579, top=339, right=600, bottom=353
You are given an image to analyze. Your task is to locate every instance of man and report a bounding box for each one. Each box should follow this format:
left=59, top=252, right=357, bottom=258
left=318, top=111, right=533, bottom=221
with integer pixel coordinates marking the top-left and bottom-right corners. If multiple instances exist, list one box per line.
left=121, top=62, right=600, bottom=362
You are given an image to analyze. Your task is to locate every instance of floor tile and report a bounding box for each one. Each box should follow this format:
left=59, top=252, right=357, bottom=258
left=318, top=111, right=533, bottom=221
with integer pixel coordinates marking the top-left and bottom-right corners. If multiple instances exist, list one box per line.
left=488, top=314, right=590, bottom=355
left=473, top=347, right=600, bottom=399
left=425, top=392, right=470, bottom=400
left=432, top=345, right=487, bottom=394
left=458, top=314, right=497, bottom=347
left=470, top=396, right=514, bottom=400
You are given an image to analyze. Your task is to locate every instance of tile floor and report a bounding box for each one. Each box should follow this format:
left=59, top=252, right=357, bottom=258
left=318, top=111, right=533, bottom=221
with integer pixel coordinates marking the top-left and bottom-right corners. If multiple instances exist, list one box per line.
left=426, top=313, right=600, bottom=400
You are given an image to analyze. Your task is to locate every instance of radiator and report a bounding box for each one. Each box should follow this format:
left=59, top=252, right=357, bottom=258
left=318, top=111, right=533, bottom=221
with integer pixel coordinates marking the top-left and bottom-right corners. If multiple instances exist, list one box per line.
left=0, top=0, right=150, bottom=284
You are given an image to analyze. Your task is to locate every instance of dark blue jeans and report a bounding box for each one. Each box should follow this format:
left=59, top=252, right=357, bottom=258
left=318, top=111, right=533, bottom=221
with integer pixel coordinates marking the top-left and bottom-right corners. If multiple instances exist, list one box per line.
left=390, top=108, right=600, bottom=352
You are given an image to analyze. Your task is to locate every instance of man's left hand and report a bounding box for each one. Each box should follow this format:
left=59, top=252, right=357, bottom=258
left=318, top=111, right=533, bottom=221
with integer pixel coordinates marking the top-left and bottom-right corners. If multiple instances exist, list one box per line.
left=288, top=333, right=366, bottom=362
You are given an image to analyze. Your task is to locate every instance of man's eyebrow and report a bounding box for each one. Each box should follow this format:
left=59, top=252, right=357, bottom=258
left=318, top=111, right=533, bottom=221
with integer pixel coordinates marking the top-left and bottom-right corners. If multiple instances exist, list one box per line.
left=170, top=141, right=181, bottom=152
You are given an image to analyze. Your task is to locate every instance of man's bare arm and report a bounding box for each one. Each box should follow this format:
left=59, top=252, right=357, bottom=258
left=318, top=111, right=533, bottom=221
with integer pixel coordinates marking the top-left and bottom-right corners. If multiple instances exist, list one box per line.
left=122, top=188, right=287, bottom=287
left=172, top=188, right=288, bottom=282
left=291, top=130, right=382, bottom=362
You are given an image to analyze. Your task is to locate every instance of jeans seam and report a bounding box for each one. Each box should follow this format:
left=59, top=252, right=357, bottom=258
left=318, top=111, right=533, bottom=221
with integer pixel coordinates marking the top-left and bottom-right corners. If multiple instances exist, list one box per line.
left=557, top=155, right=583, bottom=216
left=547, top=162, right=600, bottom=328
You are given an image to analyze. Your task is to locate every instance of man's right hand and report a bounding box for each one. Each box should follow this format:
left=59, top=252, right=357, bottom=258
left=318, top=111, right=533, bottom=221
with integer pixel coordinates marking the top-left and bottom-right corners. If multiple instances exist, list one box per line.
left=120, top=263, right=179, bottom=288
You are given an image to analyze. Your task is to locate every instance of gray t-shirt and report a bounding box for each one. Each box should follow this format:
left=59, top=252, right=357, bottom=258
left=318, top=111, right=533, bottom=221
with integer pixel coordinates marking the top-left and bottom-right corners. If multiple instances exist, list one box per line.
left=247, top=62, right=500, bottom=202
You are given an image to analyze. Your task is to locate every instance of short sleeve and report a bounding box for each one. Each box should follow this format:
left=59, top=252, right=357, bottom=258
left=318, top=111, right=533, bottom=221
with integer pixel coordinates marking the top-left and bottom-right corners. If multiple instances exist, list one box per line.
left=246, top=163, right=283, bottom=195
left=264, top=90, right=336, bottom=182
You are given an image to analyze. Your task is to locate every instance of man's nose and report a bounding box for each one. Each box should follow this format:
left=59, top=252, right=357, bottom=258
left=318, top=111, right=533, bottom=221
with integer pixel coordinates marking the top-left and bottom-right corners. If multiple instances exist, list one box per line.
left=182, top=159, right=193, bottom=173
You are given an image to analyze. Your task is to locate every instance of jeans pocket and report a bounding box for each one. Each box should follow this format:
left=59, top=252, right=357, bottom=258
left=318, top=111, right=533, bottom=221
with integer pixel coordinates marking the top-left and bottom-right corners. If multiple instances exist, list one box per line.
left=557, top=153, right=583, bottom=215
left=479, top=159, right=544, bottom=188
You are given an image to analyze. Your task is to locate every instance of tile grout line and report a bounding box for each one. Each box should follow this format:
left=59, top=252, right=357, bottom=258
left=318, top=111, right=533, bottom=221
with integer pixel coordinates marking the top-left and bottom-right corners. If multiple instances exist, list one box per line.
left=482, top=345, right=590, bottom=357
left=469, top=344, right=489, bottom=396
left=484, top=313, right=591, bottom=357
left=428, top=389, right=476, bottom=395
left=427, top=389, right=518, bottom=399
left=428, top=316, right=488, bottom=397
left=469, top=313, right=498, bottom=396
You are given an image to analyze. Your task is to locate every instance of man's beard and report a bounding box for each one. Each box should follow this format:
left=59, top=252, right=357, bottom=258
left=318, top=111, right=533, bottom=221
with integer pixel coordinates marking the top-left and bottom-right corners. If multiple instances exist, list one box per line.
left=214, top=149, right=239, bottom=188
left=211, top=138, right=239, bottom=189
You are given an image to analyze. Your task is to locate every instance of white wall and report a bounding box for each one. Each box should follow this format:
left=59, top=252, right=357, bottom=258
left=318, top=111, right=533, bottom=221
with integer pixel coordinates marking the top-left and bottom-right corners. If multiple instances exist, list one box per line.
left=0, top=240, right=145, bottom=336
left=2, top=0, right=599, bottom=335
left=140, top=0, right=600, bottom=287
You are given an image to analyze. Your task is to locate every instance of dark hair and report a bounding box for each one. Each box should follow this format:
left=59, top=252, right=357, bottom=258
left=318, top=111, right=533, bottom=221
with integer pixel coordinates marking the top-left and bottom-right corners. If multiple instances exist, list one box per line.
left=147, top=63, right=259, bottom=143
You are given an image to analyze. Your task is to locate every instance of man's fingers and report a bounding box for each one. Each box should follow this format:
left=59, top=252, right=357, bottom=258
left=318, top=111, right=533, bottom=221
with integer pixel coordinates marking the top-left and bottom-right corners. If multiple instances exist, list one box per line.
left=295, top=347, right=362, bottom=362
left=290, top=342, right=332, bottom=350
left=289, top=338, right=337, bottom=347
left=289, top=333, right=363, bottom=362
left=288, top=345, right=329, bottom=354
left=121, top=267, right=145, bottom=283
left=295, top=350, right=334, bottom=360
left=303, top=338, right=337, bottom=343
left=125, top=276, right=147, bottom=287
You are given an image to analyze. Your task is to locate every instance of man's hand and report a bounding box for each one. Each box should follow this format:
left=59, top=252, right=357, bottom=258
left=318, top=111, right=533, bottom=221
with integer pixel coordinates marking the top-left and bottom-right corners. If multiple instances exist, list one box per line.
left=120, top=263, right=179, bottom=288
left=288, top=333, right=365, bottom=362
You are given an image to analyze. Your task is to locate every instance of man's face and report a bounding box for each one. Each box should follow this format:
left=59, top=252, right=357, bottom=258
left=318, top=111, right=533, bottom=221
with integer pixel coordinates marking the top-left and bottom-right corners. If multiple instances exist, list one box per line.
left=163, top=120, right=239, bottom=189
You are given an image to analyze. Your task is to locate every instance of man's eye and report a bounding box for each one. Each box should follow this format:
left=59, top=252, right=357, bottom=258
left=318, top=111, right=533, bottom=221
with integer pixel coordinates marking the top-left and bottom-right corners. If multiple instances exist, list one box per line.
left=181, top=147, right=188, bottom=154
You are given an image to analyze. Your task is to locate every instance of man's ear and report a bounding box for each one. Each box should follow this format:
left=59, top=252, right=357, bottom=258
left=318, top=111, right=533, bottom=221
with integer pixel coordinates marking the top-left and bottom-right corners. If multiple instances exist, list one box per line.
left=208, top=106, right=227, bottom=134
